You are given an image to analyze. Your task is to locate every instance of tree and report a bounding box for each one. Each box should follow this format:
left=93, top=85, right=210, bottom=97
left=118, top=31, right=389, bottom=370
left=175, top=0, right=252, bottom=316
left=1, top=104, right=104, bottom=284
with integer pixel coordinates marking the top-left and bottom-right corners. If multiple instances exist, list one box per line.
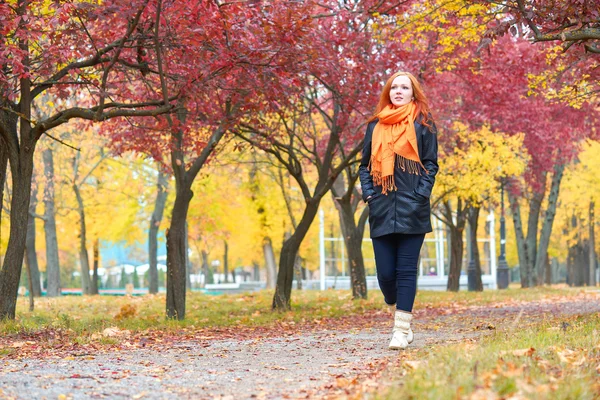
left=149, top=167, right=169, bottom=294
left=471, top=1, right=599, bottom=104
left=72, top=148, right=107, bottom=295
left=41, top=145, right=61, bottom=296
left=25, top=172, right=42, bottom=296
left=556, top=140, right=600, bottom=286
left=0, top=0, right=176, bottom=319
left=102, top=0, right=314, bottom=319
left=234, top=0, right=431, bottom=309
left=434, top=123, right=526, bottom=291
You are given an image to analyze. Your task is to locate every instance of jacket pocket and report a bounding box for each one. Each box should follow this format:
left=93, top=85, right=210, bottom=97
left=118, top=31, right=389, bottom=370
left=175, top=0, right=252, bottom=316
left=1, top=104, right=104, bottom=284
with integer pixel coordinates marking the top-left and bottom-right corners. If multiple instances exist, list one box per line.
left=412, top=189, right=429, bottom=204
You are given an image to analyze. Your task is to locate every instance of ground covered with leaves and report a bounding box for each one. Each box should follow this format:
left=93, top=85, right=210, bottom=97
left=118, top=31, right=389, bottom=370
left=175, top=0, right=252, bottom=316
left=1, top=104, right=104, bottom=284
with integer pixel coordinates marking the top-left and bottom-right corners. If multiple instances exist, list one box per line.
left=0, top=287, right=598, bottom=399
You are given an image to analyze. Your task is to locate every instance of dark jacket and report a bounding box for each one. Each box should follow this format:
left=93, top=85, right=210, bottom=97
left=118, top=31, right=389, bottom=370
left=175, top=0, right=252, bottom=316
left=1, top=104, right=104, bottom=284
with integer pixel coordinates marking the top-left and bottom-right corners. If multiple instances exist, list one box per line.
left=359, top=117, right=439, bottom=238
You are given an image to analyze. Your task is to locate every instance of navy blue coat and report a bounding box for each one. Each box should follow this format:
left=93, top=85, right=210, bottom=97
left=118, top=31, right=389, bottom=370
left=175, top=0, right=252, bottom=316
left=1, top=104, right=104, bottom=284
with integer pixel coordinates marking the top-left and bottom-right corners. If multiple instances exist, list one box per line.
left=359, top=117, right=439, bottom=238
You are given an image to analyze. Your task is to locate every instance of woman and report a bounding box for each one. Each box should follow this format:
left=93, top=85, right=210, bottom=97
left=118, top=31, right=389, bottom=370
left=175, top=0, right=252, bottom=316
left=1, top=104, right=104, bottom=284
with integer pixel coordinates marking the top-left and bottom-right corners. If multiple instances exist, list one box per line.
left=359, top=71, right=439, bottom=350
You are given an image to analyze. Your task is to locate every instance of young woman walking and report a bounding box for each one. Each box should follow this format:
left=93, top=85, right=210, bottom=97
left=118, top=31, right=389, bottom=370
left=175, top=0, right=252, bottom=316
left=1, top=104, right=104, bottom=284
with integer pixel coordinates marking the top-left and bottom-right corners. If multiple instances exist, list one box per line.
left=359, top=71, right=439, bottom=350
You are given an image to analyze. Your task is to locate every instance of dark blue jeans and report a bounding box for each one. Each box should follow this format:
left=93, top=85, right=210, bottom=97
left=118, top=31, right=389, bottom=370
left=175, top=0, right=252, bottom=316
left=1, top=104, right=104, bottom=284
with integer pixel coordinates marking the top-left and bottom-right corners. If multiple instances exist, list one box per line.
left=372, top=233, right=425, bottom=312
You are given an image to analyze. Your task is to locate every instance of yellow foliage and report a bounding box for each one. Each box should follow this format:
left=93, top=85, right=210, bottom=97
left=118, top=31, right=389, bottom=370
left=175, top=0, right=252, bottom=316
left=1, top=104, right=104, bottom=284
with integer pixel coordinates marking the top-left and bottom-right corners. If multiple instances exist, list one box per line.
left=435, top=123, right=528, bottom=205
left=552, top=140, right=600, bottom=259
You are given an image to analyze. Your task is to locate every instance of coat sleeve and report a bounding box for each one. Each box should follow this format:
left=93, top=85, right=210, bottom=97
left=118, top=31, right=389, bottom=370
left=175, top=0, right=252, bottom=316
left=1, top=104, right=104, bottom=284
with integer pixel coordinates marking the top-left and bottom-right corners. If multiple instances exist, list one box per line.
left=414, top=121, right=439, bottom=199
left=359, top=121, right=377, bottom=202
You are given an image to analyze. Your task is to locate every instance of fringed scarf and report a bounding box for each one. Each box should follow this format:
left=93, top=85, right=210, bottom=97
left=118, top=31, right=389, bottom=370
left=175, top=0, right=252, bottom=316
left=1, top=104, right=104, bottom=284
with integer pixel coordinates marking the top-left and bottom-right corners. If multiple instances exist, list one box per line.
left=369, top=102, right=427, bottom=195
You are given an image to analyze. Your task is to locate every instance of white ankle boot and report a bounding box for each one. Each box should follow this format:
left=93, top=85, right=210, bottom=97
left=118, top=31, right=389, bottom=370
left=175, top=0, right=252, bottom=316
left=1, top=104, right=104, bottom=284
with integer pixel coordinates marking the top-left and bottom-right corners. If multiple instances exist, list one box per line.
left=389, top=311, right=412, bottom=350
left=388, top=305, right=413, bottom=344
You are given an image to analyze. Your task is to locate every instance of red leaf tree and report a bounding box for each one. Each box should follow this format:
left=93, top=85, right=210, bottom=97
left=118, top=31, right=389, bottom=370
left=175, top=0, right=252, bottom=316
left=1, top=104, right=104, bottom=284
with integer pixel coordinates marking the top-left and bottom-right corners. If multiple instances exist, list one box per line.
left=0, top=0, right=192, bottom=319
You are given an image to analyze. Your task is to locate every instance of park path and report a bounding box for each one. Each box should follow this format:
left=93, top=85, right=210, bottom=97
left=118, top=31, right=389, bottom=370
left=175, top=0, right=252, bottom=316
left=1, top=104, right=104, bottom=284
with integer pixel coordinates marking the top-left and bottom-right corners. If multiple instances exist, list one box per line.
left=1, top=291, right=599, bottom=400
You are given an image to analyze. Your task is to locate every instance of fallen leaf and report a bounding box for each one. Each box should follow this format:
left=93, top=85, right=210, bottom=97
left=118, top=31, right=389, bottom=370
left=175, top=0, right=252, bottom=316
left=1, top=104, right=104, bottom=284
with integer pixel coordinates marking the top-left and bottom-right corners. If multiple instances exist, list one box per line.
left=404, top=360, right=422, bottom=370
left=102, top=327, right=131, bottom=338
left=512, top=348, right=535, bottom=357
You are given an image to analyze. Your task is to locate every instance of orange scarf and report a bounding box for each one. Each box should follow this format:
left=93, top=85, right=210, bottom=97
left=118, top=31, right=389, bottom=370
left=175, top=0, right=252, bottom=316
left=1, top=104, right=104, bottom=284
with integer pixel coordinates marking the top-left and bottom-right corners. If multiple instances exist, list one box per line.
left=369, top=102, right=426, bottom=194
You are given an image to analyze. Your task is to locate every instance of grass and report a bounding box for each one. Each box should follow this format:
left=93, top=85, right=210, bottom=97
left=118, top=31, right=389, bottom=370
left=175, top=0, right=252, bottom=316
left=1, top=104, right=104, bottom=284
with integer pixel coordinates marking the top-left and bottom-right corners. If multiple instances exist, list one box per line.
left=383, top=308, right=600, bottom=399
left=0, top=285, right=590, bottom=339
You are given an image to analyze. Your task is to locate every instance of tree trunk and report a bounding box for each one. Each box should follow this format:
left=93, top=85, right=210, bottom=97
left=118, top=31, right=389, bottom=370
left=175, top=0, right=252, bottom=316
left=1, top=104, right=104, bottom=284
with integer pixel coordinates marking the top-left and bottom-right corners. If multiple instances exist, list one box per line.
left=73, top=182, right=92, bottom=295
left=273, top=200, right=320, bottom=310
left=335, top=198, right=367, bottom=299
left=25, top=178, right=42, bottom=297
left=42, top=148, right=61, bottom=297
left=331, top=171, right=368, bottom=299
left=508, top=190, right=530, bottom=288
left=253, top=261, right=260, bottom=281
left=544, top=253, right=552, bottom=285
left=0, top=143, right=35, bottom=319
left=0, top=38, right=36, bottom=318
left=166, top=183, right=192, bottom=320
left=201, top=250, right=211, bottom=286
left=223, top=239, right=229, bottom=283
left=294, top=255, right=302, bottom=290
left=590, top=200, right=596, bottom=287
left=443, top=199, right=467, bottom=292
left=0, top=137, right=7, bottom=232
left=525, top=190, right=544, bottom=286
left=185, top=222, right=192, bottom=290
left=24, top=249, right=34, bottom=312
left=91, top=238, right=99, bottom=294
left=567, top=240, right=588, bottom=286
left=467, top=206, right=483, bottom=291
left=447, top=226, right=464, bottom=291
left=263, top=237, right=277, bottom=289
left=149, top=169, right=168, bottom=294
left=284, top=231, right=303, bottom=290
left=534, top=163, right=565, bottom=286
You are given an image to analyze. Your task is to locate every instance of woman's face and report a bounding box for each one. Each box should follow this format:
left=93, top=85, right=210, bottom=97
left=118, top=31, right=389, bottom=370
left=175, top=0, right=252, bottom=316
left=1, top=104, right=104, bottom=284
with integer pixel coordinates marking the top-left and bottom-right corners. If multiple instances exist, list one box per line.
left=389, top=75, right=414, bottom=107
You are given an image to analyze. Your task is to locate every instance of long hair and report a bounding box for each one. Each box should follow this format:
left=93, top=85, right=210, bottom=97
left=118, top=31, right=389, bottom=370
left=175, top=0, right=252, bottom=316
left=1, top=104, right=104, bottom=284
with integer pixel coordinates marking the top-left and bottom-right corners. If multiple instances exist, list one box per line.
left=368, top=71, right=433, bottom=127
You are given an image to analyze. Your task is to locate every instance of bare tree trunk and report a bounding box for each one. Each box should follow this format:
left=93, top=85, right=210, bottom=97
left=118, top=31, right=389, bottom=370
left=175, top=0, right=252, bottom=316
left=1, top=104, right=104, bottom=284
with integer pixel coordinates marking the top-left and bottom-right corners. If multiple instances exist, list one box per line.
left=149, top=169, right=168, bottom=294
left=534, top=164, right=565, bottom=286
left=25, top=176, right=42, bottom=297
left=42, top=148, right=61, bottom=297
left=253, top=261, right=260, bottom=281
left=185, top=222, right=192, bottom=290
left=166, top=181, right=192, bottom=320
left=590, top=200, right=596, bottom=287
left=467, top=206, right=483, bottom=291
left=167, top=185, right=193, bottom=320
left=331, top=172, right=368, bottom=299
left=273, top=200, right=320, bottom=310
left=545, top=254, right=552, bottom=285
left=263, top=237, right=277, bottom=289
left=294, top=255, right=303, bottom=290
left=525, top=191, right=544, bottom=286
left=201, top=250, right=211, bottom=286
left=0, top=137, right=7, bottom=236
left=24, top=249, right=34, bottom=312
left=91, top=238, right=99, bottom=294
left=337, top=201, right=368, bottom=299
left=441, top=199, right=467, bottom=292
left=567, top=240, right=588, bottom=286
left=223, top=239, right=229, bottom=283
left=73, top=181, right=92, bottom=295
left=0, top=136, right=35, bottom=319
left=508, top=190, right=530, bottom=288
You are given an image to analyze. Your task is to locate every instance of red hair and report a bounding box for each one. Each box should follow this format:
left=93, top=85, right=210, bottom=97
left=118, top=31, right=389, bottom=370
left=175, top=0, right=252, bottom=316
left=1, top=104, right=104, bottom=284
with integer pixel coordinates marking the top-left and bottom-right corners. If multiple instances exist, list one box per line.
left=368, top=71, right=433, bottom=127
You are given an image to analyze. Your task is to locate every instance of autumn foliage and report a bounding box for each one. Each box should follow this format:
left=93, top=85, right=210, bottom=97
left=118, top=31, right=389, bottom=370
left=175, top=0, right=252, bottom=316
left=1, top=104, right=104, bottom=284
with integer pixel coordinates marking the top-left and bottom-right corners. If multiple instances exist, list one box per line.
left=0, top=0, right=599, bottom=321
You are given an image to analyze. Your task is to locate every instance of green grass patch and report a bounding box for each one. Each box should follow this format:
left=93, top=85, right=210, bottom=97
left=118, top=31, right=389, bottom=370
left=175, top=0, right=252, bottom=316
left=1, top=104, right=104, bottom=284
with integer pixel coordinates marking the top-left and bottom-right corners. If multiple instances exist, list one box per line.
left=386, top=311, right=600, bottom=399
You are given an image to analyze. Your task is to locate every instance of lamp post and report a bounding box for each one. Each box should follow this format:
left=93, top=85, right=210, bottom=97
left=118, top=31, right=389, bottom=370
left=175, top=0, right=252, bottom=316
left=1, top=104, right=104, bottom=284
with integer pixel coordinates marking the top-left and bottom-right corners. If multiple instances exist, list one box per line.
left=497, top=180, right=509, bottom=289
